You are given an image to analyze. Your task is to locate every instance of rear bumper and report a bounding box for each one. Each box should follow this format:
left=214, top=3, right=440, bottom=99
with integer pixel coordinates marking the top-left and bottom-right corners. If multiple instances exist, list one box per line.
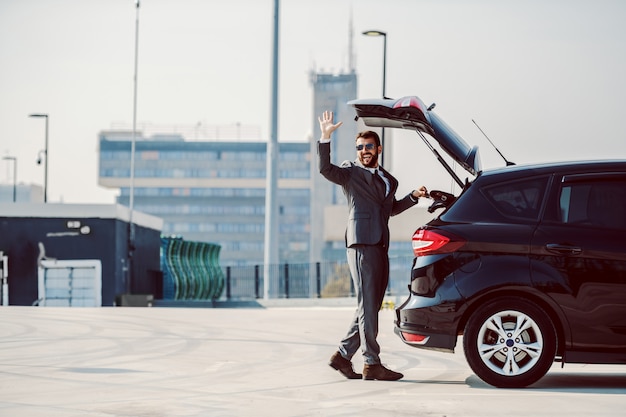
left=394, top=261, right=464, bottom=353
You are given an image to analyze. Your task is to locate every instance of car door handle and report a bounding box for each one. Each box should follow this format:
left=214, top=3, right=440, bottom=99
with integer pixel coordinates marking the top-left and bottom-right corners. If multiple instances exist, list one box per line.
left=546, top=243, right=583, bottom=256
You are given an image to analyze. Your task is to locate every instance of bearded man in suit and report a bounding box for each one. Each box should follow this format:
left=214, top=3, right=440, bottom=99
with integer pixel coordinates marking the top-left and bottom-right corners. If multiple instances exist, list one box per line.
left=318, top=110, right=429, bottom=381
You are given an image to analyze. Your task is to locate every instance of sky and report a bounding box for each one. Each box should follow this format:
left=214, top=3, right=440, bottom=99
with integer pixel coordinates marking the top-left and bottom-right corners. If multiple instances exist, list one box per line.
left=1, top=0, right=625, bottom=203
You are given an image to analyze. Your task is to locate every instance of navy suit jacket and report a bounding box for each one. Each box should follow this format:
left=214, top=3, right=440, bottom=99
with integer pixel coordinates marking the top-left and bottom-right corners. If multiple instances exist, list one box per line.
left=318, top=141, right=417, bottom=248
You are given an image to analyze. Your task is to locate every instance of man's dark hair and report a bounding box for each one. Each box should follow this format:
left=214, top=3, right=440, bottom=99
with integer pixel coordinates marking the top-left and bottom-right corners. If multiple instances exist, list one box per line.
left=356, top=130, right=381, bottom=146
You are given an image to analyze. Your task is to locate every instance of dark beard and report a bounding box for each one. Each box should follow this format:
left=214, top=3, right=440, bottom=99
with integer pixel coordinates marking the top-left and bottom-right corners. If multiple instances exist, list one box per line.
left=359, top=152, right=378, bottom=168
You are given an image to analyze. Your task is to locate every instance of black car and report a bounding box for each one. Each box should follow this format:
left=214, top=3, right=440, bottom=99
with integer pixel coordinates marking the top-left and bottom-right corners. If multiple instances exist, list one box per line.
left=349, top=96, right=626, bottom=388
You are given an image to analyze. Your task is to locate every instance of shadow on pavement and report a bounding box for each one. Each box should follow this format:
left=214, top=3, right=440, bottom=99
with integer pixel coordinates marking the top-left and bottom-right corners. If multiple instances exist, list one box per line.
left=461, top=372, right=626, bottom=392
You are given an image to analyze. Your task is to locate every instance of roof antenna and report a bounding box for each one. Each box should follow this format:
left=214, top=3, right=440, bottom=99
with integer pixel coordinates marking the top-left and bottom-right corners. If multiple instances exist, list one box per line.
left=472, top=119, right=515, bottom=166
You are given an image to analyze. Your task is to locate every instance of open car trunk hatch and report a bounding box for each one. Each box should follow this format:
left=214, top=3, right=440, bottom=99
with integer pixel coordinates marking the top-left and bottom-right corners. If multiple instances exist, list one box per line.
left=349, top=96, right=481, bottom=178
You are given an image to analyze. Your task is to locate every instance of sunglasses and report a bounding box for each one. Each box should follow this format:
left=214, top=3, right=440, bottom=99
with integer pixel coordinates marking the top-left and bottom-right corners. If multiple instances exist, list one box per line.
left=356, top=143, right=376, bottom=151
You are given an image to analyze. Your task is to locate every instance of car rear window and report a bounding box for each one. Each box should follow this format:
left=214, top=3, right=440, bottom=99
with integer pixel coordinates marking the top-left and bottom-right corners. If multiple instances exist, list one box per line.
left=483, top=177, right=548, bottom=220
left=559, top=179, right=626, bottom=229
left=440, top=176, right=548, bottom=222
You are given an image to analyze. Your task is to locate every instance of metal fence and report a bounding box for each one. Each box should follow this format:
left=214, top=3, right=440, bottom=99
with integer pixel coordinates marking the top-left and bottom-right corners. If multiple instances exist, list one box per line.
left=222, top=255, right=414, bottom=300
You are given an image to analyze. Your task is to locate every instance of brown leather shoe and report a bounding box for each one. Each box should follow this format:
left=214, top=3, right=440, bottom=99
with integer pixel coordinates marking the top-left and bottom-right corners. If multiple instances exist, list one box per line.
left=329, top=351, right=362, bottom=379
left=363, top=364, right=403, bottom=381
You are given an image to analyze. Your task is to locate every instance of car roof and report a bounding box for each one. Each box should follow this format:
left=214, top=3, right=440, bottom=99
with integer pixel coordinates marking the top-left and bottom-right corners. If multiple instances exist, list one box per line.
left=484, top=159, right=626, bottom=174
left=479, top=159, right=626, bottom=179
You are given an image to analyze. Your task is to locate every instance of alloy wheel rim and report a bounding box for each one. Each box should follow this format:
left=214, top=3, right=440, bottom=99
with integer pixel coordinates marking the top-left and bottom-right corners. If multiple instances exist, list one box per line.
left=476, top=310, right=544, bottom=377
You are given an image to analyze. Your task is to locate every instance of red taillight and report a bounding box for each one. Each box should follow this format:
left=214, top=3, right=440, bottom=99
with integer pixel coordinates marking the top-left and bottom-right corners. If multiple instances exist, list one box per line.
left=401, top=332, right=430, bottom=344
left=412, top=229, right=465, bottom=257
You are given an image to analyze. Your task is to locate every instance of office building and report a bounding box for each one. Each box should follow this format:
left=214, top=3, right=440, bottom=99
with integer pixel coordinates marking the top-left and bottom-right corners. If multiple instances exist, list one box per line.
left=97, top=63, right=427, bottom=296
left=309, top=70, right=359, bottom=264
left=98, top=131, right=310, bottom=267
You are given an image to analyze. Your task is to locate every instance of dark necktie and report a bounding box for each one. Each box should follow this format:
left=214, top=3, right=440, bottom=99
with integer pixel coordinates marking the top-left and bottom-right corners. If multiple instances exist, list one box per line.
left=374, top=170, right=386, bottom=197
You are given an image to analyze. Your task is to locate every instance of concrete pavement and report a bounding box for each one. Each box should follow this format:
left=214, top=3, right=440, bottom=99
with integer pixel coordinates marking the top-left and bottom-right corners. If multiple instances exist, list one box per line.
left=1, top=302, right=625, bottom=416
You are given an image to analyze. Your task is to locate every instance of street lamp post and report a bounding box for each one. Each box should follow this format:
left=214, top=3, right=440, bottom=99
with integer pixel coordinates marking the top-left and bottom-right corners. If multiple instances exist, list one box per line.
left=264, top=0, right=280, bottom=300
left=362, top=30, right=387, bottom=167
left=125, top=0, right=141, bottom=295
left=130, top=0, right=140, bottom=229
left=2, top=156, right=17, bottom=202
left=28, top=113, right=49, bottom=203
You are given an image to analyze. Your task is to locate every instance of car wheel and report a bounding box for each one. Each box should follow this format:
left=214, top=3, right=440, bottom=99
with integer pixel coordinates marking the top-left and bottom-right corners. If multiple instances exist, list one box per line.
left=463, top=297, right=557, bottom=388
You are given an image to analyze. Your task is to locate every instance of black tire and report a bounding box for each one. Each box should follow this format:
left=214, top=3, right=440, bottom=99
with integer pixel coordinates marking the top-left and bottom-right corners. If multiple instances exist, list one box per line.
left=463, top=297, right=557, bottom=388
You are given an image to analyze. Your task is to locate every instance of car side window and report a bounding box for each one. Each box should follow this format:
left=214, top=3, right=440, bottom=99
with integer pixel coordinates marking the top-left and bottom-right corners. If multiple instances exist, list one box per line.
left=559, top=180, right=626, bottom=229
left=483, top=177, right=548, bottom=219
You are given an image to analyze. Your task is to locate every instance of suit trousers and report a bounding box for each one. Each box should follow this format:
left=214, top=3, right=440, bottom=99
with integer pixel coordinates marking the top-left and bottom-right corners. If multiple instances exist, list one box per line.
left=339, top=244, right=389, bottom=365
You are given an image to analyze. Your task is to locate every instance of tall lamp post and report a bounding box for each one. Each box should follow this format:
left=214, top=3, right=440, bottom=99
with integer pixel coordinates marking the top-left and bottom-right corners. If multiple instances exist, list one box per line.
left=130, top=0, right=140, bottom=229
left=264, top=0, right=280, bottom=300
left=28, top=113, right=49, bottom=203
left=362, top=30, right=387, bottom=167
left=125, top=0, right=141, bottom=294
left=2, top=156, right=17, bottom=202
